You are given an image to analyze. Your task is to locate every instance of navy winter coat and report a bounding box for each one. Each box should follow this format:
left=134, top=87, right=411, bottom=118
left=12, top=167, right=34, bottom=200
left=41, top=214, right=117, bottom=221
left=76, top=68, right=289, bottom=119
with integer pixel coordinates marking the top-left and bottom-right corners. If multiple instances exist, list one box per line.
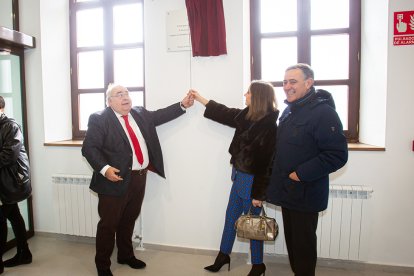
left=266, top=88, right=348, bottom=212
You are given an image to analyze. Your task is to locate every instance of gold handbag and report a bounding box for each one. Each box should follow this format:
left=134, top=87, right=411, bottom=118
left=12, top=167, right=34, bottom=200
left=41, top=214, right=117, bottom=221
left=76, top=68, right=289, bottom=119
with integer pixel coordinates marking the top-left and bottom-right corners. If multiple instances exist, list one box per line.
left=235, top=206, right=278, bottom=241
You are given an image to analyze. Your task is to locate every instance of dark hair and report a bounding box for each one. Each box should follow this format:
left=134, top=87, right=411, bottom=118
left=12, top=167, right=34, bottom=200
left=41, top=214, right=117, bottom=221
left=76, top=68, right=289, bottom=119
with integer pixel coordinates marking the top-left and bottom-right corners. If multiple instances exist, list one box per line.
left=246, top=80, right=277, bottom=121
left=286, top=63, right=314, bottom=80
left=0, top=96, right=5, bottom=109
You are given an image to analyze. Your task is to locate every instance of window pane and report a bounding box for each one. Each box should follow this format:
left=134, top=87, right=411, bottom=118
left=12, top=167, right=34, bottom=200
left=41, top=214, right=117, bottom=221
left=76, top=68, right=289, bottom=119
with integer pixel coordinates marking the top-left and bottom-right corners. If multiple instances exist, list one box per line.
left=0, top=55, right=23, bottom=126
left=311, top=0, right=349, bottom=30
left=260, top=0, right=297, bottom=33
left=311, top=34, right=349, bottom=80
left=78, top=51, right=104, bottom=89
left=130, top=91, right=144, bottom=107
left=261, top=37, right=297, bottom=82
left=76, top=8, right=103, bottom=47
left=0, top=59, right=12, bottom=93
left=114, top=48, right=144, bottom=87
left=113, top=3, right=143, bottom=44
left=275, top=86, right=287, bottom=118
left=77, top=0, right=99, bottom=2
left=317, top=85, right=348, bottom=130
left=79, top=93, right=105, bottom=130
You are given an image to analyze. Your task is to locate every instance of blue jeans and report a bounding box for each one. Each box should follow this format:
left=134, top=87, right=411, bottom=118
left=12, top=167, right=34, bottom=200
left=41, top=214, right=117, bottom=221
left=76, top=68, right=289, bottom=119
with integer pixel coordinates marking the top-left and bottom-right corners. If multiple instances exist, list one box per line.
left=219, top=168, right=263, bottom=264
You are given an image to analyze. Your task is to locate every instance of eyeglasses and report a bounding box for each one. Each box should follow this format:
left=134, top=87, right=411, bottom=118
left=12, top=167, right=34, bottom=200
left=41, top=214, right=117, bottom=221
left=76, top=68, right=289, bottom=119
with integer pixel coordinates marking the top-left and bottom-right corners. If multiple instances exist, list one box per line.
left=111, top=91, right=130, bottom=99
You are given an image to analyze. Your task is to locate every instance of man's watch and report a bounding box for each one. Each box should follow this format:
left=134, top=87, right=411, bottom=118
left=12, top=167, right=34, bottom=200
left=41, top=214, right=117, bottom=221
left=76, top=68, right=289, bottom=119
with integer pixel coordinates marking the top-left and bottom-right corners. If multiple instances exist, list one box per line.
left=180, top=102, right=186, bottom=109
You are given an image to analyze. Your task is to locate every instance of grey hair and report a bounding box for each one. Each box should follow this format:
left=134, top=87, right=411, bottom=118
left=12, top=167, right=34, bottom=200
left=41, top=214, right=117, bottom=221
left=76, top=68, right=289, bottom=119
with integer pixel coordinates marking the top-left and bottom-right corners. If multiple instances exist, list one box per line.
left=106, top=83, right=119, bottom=105
left=286, top=63, right=314, bottom=80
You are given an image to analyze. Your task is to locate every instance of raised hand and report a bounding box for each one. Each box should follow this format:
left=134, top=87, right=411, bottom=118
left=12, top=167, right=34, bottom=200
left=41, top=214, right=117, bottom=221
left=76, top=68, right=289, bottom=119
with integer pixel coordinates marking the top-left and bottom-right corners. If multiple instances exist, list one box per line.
left=181, top=92, right=195, bottom=109
left=189, top=89, right=209, bottom=106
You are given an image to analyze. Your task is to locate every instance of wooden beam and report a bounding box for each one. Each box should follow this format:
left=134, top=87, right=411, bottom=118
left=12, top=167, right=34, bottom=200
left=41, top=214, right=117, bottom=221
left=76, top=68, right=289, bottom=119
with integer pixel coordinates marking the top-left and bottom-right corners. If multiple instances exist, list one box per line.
left=0, top=26, right=35, bottom=49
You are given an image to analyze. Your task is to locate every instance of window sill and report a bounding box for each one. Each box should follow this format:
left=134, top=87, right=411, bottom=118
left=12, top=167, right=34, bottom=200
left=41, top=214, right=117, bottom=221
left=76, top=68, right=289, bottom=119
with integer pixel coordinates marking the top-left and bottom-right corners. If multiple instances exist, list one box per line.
left=347, top=143, right=385, bottom=151
left=44, top=140, right=385, bottom=151
left=44, top=140, right=83, bottom=147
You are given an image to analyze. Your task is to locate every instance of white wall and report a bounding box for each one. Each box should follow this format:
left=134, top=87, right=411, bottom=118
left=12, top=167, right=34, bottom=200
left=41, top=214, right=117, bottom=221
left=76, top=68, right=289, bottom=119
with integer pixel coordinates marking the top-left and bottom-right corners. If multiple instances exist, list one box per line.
left=0, top=0, right=13, bottom=29
left=19, top=0, right=414, bottom=268
left=359, top=0, right=388, bottom=146
left=382, top=0, right=414, bottom=265
left=143, top=0, right=248, bottom=252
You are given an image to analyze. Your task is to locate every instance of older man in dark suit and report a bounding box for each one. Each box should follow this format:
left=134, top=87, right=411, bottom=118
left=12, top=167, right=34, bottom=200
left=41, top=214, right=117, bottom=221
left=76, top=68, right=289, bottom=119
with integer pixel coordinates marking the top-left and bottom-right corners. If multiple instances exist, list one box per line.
left=82, top=84, right=194, bottom=276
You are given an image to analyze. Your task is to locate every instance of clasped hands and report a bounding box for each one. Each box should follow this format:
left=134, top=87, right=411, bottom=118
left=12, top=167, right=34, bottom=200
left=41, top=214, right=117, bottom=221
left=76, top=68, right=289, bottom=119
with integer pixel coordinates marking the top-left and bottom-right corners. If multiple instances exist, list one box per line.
left=180, top=91, right=195, bottom=108
left=182, top=89, right=221, bottom=107
left=181, top=89, right=208, bottom=108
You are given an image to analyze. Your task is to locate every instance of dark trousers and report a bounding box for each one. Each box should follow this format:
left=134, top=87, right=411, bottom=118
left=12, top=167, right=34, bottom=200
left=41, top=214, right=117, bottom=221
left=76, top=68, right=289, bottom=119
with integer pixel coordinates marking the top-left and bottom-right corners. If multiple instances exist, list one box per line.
left=0, top=203, right=28, bottom=253
left=95, top=172, right=147, bottom=270
left=282, top=207, right=319, bottom=276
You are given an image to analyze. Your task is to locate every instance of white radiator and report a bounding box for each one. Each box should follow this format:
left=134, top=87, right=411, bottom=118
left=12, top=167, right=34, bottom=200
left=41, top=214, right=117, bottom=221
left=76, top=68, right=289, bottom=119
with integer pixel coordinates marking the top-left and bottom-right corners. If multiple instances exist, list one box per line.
left=264, top=184, right=373, bottom=261
left=53, top=176, right=372, bottom=261
left=52, top=174, right=143, bottom=247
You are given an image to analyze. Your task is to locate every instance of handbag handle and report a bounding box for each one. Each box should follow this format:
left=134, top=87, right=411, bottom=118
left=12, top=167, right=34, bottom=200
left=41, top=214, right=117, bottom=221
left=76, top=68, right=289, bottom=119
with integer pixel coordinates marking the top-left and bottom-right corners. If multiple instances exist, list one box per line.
left=246, top=204, right=267, bottom=217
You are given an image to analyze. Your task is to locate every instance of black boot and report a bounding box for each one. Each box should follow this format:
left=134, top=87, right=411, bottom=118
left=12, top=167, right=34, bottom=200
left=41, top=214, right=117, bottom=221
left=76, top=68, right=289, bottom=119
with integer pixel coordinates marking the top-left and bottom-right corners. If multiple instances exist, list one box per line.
left=204, top=251, right=231, bottom=272
left=248, top=263, right=266, bottom=276
left=0, top=259, right=4, bottom=274
left=3, top=247, right=32, bottom=267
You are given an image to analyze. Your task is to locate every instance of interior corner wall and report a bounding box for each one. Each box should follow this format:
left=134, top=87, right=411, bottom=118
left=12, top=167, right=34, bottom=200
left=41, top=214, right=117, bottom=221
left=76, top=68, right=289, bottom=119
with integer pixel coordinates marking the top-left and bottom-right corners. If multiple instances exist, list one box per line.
left=359, top=0, right=388, bottom=146
left=39, top=0, right=72, bottom=142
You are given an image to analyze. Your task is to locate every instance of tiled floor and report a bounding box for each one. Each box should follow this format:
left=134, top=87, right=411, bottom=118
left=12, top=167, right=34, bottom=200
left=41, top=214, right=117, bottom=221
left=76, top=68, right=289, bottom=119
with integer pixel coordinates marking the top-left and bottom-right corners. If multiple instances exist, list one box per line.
left=2, top=234, right=413, bottom=276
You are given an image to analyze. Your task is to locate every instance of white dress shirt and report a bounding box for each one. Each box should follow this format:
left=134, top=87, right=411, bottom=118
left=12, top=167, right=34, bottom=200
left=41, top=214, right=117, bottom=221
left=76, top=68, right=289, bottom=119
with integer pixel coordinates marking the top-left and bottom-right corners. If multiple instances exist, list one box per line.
left=100, top=110, right=149, bottom=176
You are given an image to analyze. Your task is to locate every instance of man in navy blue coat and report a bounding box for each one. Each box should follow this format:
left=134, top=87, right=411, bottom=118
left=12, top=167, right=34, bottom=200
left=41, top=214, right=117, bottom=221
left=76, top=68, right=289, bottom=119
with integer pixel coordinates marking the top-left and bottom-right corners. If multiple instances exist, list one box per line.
left=267, top=64, right=348, bottom=276
left=82, top=84, right=193, bottom=276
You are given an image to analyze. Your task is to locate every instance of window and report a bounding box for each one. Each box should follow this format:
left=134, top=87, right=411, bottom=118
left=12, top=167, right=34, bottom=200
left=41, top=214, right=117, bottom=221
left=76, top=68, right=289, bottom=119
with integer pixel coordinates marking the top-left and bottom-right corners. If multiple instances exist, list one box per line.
left=69, top=0, right=144, bottom=139
left=250, top=0, right=361, bottom=142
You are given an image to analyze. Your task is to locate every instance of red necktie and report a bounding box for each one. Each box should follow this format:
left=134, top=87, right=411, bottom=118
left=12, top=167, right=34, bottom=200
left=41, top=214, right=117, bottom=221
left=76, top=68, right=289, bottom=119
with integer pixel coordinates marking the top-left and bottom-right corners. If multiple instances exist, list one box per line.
left=122, top=115, right=144, bottom=165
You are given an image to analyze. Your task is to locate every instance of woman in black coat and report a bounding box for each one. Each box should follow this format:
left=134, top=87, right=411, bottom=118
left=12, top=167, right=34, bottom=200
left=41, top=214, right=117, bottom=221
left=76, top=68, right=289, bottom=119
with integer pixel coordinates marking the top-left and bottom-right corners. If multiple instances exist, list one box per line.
left=190, top=81, right=279, bottom=276
left=0, top=96, right=32, bottom=275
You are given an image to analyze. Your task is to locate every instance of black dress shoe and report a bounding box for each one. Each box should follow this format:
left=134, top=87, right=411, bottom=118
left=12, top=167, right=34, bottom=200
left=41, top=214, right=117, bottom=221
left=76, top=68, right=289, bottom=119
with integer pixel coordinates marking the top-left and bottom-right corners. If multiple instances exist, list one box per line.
left=97, top=268, right=113, bottom=276
left=117, top=257, right=146, bottom=269
left=3, top=248, right=32, bottom=267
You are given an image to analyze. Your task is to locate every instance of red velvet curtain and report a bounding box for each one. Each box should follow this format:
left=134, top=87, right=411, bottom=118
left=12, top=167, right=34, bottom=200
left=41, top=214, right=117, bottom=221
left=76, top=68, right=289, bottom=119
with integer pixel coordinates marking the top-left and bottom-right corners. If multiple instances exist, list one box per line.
left=185, top=0, right=227, bottom=57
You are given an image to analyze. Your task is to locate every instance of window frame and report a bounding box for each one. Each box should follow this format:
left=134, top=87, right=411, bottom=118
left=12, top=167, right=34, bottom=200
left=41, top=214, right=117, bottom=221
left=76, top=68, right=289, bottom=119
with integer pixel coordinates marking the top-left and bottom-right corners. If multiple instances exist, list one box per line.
left=250, top=0, right=361, bottom=142
left=69, top=0, right=145, bottom=140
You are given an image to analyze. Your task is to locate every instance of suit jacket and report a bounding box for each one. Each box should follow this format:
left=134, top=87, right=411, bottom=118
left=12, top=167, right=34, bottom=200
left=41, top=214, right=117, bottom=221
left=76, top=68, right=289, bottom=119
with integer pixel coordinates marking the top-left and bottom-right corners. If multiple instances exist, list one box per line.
left=82, top=103, right=185, bottom=196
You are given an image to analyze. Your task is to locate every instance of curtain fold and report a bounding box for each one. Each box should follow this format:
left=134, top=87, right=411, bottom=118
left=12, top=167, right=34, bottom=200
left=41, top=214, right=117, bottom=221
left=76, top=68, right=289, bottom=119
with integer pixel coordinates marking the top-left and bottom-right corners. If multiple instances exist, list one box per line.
left=185, top=0, right=227, bottom=57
